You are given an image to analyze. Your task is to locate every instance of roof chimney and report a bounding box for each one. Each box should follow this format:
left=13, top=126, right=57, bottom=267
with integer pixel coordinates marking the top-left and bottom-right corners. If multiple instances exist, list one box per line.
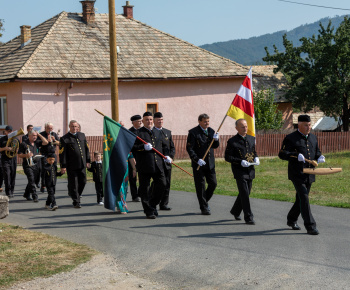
left=123, top=1, right=134, bottom=19
left=80, top=0, right=96, bottom=24
left=20, top=25, right=31, bottom=47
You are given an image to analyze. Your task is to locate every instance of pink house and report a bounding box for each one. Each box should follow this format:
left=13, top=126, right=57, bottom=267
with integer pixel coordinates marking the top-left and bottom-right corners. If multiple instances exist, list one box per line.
left=0, top=1, right=252, bottom=136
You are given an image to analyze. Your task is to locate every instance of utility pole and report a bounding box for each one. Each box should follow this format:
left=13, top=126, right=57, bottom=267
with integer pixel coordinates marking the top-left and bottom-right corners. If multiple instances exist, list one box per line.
left=108, top=0, right=119, bottom=121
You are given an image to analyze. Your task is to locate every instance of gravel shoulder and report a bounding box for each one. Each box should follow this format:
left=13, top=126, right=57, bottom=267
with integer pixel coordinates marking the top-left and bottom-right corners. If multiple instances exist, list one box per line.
left=8, top=254, right=167, bottom=290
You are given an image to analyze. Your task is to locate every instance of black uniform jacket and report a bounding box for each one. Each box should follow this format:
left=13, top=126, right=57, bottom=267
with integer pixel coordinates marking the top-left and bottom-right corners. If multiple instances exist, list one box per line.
left=87, top=161, right=103, bottom=183
left=156, top=127, right=175, bottom=171
left=278, top=130, right=321, bottom=183
left=225, top=134, right=257, bottom=180
left=186, top=125, right=219, bottom=170
left=133, top=127, right=168, bottom=174
left=59, top=132, right=90, bottom=171
left=0, top=135, right=19, bottom=163
left=18, top=139, right=40, bottom=167
left=37, top=131, right=60, bottom=156
left=43, top=163, right=63, bottom=187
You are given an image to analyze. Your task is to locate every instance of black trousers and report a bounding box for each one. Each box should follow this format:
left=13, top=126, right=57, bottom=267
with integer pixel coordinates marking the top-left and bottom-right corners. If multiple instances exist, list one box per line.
left=67, top=168, right=86, bottom=205
left=95, top=181, right=104, bottom=203
left=288, top=181, right=316, bottom=230
left=231, top=178, right=254, bottom=222
left=46, top=186, right=57, bottom=206
left=192, top=167, right=217, bottom=211
left=0, top=163, right=3, bottom=188
left=160, top=168, right=172, bottom=207
left=2, top=158, right=17, bottom=196
left=23, top=164, right=39, bottom=199
left=128, top=161, right=139, bottom=199
left=138, top=168, right=166, bottom=216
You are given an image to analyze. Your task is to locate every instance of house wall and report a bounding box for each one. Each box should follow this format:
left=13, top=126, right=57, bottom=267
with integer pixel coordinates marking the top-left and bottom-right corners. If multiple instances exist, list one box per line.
left=0, top=82, right=24, bottom=131
left=19, top=78, right=243, bottom=136
left=277, top=102, right=293, bottom=130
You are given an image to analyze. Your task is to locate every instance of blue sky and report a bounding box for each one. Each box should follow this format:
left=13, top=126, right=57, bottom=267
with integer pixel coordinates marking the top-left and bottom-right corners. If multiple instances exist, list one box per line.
left=1, top=0, right=350, bottom=46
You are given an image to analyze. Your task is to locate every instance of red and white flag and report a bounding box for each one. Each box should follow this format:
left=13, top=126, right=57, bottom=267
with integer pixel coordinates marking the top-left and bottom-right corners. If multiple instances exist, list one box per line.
left=226, top=67, right=255, bottom=136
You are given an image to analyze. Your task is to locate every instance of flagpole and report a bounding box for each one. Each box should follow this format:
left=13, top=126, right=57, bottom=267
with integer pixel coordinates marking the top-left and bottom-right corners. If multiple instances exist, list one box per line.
left=196, top=114, right=229, bottom=171
left=109, top=0, right=119, bottom=121
left=95, top=109, right=193, bottom=177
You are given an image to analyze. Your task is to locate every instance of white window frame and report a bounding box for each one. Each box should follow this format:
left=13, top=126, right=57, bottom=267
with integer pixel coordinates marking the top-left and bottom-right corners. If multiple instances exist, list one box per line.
left=0, top=96, right=7, bottom=127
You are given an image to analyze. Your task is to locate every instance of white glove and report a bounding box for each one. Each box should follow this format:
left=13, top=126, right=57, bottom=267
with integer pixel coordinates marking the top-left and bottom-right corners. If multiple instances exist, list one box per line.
left=241, top=160, right=249, bottom=167
left=213, top=133, right=219, bottom=141
left=317, top=155, right=325, bottom=163
left=197, top=159, right=206, bottom=166
left=254, top=157, right=260, bottom=166
left=164, top=156, right=172, bottom=164
left=298, top=153, right=305, bottom=163
left=144, top=143, right=153, bottom=151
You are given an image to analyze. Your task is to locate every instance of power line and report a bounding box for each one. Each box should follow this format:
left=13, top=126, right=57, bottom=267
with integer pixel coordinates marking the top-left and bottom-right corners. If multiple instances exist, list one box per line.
left=277, top=0, right=350, bottom=11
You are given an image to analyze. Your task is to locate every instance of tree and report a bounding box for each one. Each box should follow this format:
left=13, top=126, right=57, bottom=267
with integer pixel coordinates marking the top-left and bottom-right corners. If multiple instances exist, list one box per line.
left=0, top=19, right=3, bottom=45
left=264, top=17, right=350, bottom=131
left=254, top=88, right=284, bottom=131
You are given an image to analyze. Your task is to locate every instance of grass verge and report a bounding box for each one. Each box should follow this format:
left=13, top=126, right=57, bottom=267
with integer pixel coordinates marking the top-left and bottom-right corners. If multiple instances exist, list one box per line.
left=0, top=223, right=96, bottom=289
left=171, top=151, right=350, bottom=208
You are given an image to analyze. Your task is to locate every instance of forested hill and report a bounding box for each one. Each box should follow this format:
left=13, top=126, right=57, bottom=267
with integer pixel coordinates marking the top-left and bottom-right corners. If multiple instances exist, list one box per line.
left=200, top=15, right=348, bottom=65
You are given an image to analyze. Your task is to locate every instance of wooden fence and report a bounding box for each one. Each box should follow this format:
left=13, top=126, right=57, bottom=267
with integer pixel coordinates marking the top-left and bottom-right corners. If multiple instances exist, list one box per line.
left=15, top=132, right=350, bottom=164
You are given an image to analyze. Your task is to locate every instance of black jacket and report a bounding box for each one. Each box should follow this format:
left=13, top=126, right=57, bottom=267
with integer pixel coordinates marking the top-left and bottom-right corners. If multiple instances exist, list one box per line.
left=59, top=132, right=90, bottom=171
left=133, top=127, right=168, bottom=174
left=37, top=131, right=60, bottom=156
left=18, top=139, right=41, bottom=167
left=278, top=130, right=321, bottom=183
left=43, top=163, right=63, bottom=187
left=155, top=127, right=175, bottom=171
left=225, top=134, right=257, bottom=180
left=186, top=125, right=219, bottom=170
left=87, top=161, right=103, bottom=183
left=0, top=135, right=19, bottom=163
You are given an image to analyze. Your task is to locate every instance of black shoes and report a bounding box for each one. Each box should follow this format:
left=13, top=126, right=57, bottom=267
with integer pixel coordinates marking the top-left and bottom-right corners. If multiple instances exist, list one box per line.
left=245, top=220, right=255, bottom=225
left=201, top=210, right=211, bottom=215
left=132, top=197, right=141, bottom=202
left=146, top=214, right=156, bottom=219
left=23, top=195, right=33, bottom=201
left=287, top=222, right=301, bottom=230
left=307, top=228, right=319, bottom=235
left=33, top=197, right=39, bottom=203
left=159, top=206, right=172, bottom=210
left=230, top=211, right=242, bottom=220
left=74, top=203, right=81, bottom=208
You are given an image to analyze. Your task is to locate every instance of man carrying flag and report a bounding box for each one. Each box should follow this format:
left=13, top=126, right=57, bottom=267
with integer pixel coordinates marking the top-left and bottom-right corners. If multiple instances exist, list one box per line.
left=102, top=116, right=137, bottom=211
left=224, top=68, right=259, bottom=224
left=132, top=112, right=172, bottom=219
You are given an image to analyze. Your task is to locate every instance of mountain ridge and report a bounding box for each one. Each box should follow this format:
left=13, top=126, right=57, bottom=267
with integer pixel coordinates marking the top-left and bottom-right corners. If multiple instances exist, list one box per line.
left=200, top=15, right=349, bottom=65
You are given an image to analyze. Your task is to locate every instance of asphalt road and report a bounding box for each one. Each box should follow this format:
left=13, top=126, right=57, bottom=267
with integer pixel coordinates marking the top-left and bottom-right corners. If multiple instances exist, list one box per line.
left=3, top=174, right=350, bottom=289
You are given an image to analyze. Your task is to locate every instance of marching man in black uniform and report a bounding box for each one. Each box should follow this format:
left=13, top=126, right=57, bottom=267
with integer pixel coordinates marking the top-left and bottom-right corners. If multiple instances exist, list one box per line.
left=153, top=112, right=175, bottom=210
left=225, top=119, right=259, bottom=224
left=133, top=112, right=171, bottom=219
left=186, top=113, right=219, bottom=215
left=38, top=122, right=60, bottom=193
left=128, top=115, right=142, bottom=202
left=18, top=130, right=48, bottom=202
left=0, top=126, right=19, bottom=198
left=279, top=114, right=325, bottom=235
left=59, top=120, right=90, bottom=208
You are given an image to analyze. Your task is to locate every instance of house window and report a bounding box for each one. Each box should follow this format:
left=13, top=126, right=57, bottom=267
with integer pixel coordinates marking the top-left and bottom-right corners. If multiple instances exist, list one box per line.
left=146, top=103, right=158, bottom=115
left=0, top=97, right=7, bottom=127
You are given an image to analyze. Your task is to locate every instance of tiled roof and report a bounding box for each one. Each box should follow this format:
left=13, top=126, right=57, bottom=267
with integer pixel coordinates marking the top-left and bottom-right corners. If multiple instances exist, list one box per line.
left=252, top=65, right=288, bottom=102
left=0, top=12, right=248, bottom=81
